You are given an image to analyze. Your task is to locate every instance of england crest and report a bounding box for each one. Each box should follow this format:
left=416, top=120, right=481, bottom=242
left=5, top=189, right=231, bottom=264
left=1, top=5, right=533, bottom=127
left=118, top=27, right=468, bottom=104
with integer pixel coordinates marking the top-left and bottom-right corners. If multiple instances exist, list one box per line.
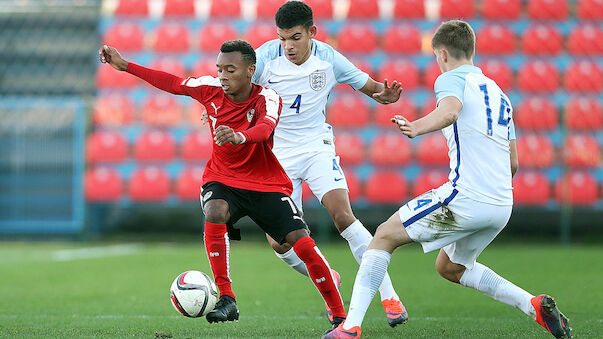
left=309, top=71, right=326, bottom=91
left=246, top=108, right=255, bottom=122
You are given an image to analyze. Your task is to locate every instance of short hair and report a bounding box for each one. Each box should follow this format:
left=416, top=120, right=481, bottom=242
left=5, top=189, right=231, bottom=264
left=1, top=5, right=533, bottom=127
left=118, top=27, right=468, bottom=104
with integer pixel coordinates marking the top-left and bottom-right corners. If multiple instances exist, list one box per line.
left=275, top=1, right=313, bottom=30
left=431, top=20, right=475, bottom=60
left=220, top=40, right=256, bottom=65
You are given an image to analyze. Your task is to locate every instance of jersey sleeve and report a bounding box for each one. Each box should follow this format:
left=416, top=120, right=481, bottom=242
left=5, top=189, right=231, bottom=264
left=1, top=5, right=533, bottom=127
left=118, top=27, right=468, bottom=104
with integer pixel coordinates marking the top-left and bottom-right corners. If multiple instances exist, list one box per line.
left=508, top=119, right=516, bottom=140
left=332, top=49, right=369, bottom=90
left=240, top=87, right=282, bottom=143
left=434, top=72, right=465, bottom=105
left=126, top=62, right=188, bottom=95
left=253, top=40, right=280, bottom=85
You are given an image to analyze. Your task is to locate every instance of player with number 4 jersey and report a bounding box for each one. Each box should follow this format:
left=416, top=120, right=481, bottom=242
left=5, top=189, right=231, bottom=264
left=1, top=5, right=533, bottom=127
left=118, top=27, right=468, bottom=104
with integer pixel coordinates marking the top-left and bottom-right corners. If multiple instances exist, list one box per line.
left=251, top=2, right=407, bottom=329
left=99, top=40, right=347, bottom=329
left=325, top=20, right=571, bottom=339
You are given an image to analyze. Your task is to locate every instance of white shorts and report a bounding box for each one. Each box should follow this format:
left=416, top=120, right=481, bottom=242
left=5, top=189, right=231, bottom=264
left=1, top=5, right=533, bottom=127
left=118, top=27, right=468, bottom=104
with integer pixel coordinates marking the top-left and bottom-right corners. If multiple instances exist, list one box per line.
left=273, top=147, right=348, bottom=212
left=399, top=182, right=512, bottom=269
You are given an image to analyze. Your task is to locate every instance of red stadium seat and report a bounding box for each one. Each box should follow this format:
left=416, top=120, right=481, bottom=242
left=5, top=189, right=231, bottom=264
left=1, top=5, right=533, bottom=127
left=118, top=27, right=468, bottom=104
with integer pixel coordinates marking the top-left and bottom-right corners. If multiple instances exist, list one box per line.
left=481, top=0, right=520, bottom=19
left=327, top=95, right=370, bottom=127
left=181, top=131, right=213, bottom=161
left=416, top=134, right=449, bottom=165
left=149, top=58, right=187, bottom=77
left=86, top=131, right=128, bottom=163
left=176, top=166, right=205, bottom=200
left=514, top=97, right=559, bottom=130
left=115, top=0, right=149, bottom=16
left=439, top=0, right=474, bottom=19
left=563, top=133, right=601, bottom=167
left=365, top=170, right=408, bottom=203
left=555, top=171, right=598, bottom=205
left=527, top=0, right=568, bottom=20
left=368, top=133, right=412, bottom=165
left=577, top=0, right=603, bottom=20
left=517, top=61, right=559, bottom=92
left=153, top=23, right=190, bottom=52
left=96, top=65, right=138, bottom=88
left=513, top=171, right=550, bottom=205
left=191, top=59, right=218, bottom=78
left=382, top=25, right=422, bottom=54
left=374, top=97, right=417, bottom=127
left=244, top=23, right=275, bottom=49
left=129, top=166, right=171, bottom=201
left=347, top=0, right=380, bottom=18
left=186, top=102, right=208, bottom=127
left=567, top=25, right=603, bottom=55
left=92, top=94, right=134, bottom=126
left=141, top=94, right=182, bottom=127
left=517, top=133, right=555, bottom=168
left=256, top=0, right=287, bottom=18
left=423, top=62, right=441, bottom=90
left=521, top=25, right=563, bottom=55
left=377, top=60, right=420, bottom=90
left=133, top=130, right=176, bottom=162
left=334, top=132, right=364, bottom=165
left=412, top=170, right=448, bottom=197
left=336, top=24, right=377, bottom=54
left=476, top=25, right=515, bottom=55
left=85, top=167, right=123, bottom=201
left=393, top=0, right=425, bottom=18
left=564, top=97, right=603, bottom=130
left=479, top=60, right=513, bottom=91
left=163, top=0, right=195, bottom=17
left=564, top=61, right=603, bottom=92
left=103, top=23, right=144, bottom=52
left=304, top=0, right=333, bottom=18
left=302, top=181, right=316, bottom=203
left=209, top=0, right=241, bottom=18
left=199, top=23, right=238, bottom=51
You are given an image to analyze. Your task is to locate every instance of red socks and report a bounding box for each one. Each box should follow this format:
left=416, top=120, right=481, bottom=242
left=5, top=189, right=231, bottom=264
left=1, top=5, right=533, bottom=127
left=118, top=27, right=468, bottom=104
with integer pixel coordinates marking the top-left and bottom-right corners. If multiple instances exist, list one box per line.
left=293, top=236, right=346, bottom=319
left=203, top=222, right=235, bottom=299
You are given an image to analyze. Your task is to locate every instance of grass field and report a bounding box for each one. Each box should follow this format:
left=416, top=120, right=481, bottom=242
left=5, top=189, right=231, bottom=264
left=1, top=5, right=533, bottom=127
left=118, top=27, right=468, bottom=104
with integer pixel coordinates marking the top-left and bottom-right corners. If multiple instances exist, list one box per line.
left=0, top=241, right=601, bottom=338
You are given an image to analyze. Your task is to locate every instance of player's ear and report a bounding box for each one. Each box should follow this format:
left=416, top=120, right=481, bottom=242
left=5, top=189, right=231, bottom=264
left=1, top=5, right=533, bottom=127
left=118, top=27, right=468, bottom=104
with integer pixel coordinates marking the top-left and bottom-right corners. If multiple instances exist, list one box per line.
left=247, top=64, right=256, bottom=79
left=308, top=25, right=317, bottom=39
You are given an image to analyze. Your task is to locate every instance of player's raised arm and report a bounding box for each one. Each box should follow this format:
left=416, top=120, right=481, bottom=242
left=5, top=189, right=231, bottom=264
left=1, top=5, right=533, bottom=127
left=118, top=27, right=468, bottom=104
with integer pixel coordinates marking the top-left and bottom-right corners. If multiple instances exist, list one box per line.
left=99, top=44, right=188, bottom=96
left=359, top=77, right=403, bottom=105
left=392, top=96, right=462, bottom=138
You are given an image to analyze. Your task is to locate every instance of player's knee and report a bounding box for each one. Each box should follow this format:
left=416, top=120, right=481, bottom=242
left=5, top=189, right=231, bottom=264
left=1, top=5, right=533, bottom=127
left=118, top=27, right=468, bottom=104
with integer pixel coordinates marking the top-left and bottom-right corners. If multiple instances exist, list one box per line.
left=203, top=200, right=229, bottom=224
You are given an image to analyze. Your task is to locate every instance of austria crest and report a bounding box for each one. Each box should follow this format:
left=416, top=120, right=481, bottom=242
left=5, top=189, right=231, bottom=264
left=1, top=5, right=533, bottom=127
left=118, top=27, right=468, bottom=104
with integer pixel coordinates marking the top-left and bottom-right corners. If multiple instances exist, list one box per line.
left=246, top=108, right=255, bottom=122
left=309, top=71, right=326, bottom=91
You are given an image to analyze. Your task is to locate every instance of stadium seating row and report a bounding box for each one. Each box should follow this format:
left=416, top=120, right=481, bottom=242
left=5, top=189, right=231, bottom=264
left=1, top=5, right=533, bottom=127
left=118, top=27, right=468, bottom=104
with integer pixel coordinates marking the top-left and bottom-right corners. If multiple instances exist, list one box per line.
left=108, top=0, right=603, bottom=21
left=85, top=166, right=603, bottom=206
left=93, top=93, right=603, bottom=131
left=103, top=21, right=603, bottom=55
left=86, top=129, right=603, bottom=168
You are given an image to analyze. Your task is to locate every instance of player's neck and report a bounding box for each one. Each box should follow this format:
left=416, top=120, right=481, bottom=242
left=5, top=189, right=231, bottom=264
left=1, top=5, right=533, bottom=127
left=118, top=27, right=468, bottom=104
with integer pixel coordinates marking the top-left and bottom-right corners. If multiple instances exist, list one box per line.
left=228, top=84, right=254, bottom=103
left=444, top=59, right=473, bottom=72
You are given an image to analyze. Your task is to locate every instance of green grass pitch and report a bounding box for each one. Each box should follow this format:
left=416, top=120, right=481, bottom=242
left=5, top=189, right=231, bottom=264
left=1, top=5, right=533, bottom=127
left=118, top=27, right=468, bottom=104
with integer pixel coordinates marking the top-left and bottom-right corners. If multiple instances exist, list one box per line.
left=0, top=241, right=601, bottom=338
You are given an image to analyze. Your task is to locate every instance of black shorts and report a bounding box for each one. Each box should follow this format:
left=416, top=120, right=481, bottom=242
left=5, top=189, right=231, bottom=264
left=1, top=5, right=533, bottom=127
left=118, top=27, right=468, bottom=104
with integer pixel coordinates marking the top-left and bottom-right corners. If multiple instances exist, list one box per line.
left=201, top=181, right=309, bottom=244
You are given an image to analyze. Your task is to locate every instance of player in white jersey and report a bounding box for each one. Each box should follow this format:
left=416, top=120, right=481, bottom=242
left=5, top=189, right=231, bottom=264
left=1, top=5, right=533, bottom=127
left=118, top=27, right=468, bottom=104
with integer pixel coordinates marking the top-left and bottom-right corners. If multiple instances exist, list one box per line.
left=252, top=1, right=407, bottom=329
left=324, top=20, right=571, bottom=339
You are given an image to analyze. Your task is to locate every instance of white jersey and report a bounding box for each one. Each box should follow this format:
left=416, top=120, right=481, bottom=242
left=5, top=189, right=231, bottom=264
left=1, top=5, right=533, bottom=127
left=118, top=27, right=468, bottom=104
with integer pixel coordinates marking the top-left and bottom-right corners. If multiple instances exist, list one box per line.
left=435, top=65, right=516, bottom=205
left=253, top=39, right=369, bottom=154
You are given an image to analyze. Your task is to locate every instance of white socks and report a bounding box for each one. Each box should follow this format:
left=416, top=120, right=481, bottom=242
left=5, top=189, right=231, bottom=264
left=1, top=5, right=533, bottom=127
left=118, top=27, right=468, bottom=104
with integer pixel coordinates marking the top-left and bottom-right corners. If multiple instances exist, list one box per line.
left=343, top=249, right=391, bottom=329
left=275, top=247, right=309, bottom=277
left=460, top=262, right=536, bottom=319
left=340, top=220, right=400, bottom=302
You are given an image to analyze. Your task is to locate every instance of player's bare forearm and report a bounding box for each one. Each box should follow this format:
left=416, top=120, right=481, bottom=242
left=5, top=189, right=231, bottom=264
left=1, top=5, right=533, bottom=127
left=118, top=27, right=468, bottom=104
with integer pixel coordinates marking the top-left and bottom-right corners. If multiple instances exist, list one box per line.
left=360, top=78, right=402, bottom=104
left=99, top=45, right=129, bottom=71
left=393, top=97, right=461, bottom=138
left=509, top=139, right=518, bottom=178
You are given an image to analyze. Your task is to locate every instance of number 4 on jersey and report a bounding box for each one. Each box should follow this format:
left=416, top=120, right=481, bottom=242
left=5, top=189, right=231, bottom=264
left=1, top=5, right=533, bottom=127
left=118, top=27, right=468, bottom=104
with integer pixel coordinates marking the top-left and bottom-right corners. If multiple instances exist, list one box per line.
left=290, top=95, right=301, bottom=114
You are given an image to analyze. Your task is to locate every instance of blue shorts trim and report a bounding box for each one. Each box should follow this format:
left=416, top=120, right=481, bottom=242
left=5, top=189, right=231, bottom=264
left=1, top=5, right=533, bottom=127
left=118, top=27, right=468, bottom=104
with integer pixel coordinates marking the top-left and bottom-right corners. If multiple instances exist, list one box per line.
left=402, top=189, right=458, bottom=228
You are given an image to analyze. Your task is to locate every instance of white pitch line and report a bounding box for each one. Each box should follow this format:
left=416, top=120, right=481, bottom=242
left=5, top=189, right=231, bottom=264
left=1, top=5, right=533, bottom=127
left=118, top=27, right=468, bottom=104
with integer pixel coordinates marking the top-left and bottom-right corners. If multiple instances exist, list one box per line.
left=51, top=244, right=141, bottom=262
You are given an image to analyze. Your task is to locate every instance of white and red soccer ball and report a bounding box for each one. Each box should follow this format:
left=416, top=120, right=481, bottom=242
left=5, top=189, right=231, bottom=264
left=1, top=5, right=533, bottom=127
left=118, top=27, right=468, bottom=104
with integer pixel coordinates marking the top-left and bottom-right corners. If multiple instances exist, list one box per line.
left=170, top=270, right=218, bottom=318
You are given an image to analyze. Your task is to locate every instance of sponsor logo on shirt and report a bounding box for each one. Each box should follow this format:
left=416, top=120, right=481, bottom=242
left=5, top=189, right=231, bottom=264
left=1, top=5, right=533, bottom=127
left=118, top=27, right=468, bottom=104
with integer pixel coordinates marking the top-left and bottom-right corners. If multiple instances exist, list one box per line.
left=309, top=71, right=326, bottom=91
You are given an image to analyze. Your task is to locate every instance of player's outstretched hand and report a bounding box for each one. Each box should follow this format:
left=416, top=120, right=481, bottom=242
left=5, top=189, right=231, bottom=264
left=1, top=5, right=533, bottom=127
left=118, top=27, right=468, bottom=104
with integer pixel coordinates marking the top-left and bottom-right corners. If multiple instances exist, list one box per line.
left=391, top=115, right=418, bottom=138
left=373, top=79, right=402, bottom=104
left=99, top=45, right=129, bottom=71
left=214, top=125, right=243, bottom=146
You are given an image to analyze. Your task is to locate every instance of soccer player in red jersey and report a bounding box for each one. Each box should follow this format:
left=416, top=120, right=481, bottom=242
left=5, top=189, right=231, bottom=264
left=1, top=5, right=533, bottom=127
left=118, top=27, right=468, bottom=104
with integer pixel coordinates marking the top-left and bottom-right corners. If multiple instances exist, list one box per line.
left=99, top=40, right=346, bottom=330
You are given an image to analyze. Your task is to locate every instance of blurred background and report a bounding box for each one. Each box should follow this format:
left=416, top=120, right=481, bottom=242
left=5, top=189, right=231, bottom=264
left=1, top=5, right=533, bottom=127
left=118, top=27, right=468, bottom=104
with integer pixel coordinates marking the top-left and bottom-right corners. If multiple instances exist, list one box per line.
left=1, top=0, right=603, bottom=243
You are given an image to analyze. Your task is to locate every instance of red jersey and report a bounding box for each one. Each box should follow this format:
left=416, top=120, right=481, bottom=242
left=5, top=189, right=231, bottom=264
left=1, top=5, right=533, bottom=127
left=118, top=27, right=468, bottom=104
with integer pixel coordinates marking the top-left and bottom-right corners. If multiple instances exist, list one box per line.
left=127, top=63, right=293, bottom=195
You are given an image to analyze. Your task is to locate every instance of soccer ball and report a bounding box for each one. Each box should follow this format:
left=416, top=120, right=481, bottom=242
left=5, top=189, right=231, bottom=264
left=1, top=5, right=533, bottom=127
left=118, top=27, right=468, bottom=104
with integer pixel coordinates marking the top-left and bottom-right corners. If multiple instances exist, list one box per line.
left=170, top=270, right=218, bottom=318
